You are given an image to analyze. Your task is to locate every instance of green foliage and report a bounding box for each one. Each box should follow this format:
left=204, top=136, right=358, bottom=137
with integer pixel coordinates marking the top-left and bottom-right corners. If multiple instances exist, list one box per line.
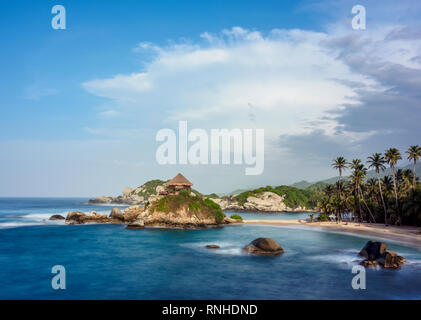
left=152, top=191, right=225, bottom=223
left=204, top=198, right=225, bottom=222
left=137, top=179, right=166, bottom=198
left=205, top=193, right=220, bottom=199
left=233, top=185, right=320, bottom=209
left=319, top=213, right=329, bottom=221
left=230, top=214, right=243, bottom=221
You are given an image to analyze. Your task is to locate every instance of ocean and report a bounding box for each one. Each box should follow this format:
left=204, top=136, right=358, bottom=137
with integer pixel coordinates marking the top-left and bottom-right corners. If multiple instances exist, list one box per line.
left=1, top=198, right=421, bottom=299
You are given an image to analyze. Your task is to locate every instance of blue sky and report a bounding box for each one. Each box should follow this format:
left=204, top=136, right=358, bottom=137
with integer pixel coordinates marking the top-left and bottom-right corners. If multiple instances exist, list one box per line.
left=1, top=0, right=420, bottom=196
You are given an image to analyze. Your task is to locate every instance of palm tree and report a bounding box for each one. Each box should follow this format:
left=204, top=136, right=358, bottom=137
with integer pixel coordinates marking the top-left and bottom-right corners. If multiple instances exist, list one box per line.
left=367, top=153, right=388, bottom=224
left=406, top=145, right=421, bottom=188
left=332, top=157, right=348, bottom=181
left=350, top=159, right=376, bottom=223
left=384, top=148, right=402, bottom=224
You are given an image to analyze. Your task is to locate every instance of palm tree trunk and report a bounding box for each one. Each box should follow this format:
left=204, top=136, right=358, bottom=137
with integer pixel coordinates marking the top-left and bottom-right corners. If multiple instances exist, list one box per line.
left=391, top=165, right=400, bottom=225
left=413, top=159, right=417, bottom=189
left=377, top=173, right=388, bottom=225
left=356, top=184, right=363, bottom=222
left=359, top=187, right=376, bottom=223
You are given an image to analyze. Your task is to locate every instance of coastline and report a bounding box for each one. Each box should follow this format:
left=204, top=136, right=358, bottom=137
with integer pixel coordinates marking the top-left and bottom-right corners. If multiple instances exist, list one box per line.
left=244, top=220, right=421, bottom=249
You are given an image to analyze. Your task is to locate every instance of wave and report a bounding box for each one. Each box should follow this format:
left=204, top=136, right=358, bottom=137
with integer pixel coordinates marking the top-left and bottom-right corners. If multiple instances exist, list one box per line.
left=0, top=209, right=111, bottom=230
left=0, top=221, right=44, bottom=229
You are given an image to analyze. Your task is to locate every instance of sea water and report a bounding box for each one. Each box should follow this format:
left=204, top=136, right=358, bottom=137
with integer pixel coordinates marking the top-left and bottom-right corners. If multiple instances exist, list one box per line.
left=1, top=198, right=421, bottom=299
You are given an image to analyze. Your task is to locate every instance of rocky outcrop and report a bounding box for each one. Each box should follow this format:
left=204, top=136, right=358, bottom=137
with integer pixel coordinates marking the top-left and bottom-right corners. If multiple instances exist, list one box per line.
left=88, top=193, right=144, bottom=205
left=243, top=238, right=284, bottom=255
left=211, top=192, right=313, bottom=212
left=49, top=214, right=65, bottom=220
left=65, top=211, right=111, bottom=225
left=88, top=180, right=165, bottom=205
left=359, top=241, right=406, bottom=269
left=123, top=205, right=145, bottom=222
left=126, top=219, right=145, bottom=229
left=136, top=192, right=239, bottom=229
left=109, top=208, right=124, bottom=221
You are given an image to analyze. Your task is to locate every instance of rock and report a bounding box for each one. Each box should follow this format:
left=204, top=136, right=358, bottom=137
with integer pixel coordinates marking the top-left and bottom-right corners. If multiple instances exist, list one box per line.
left=109, top=208, right=124, bottom=221
left=379, top=250, right=406, bottom=269
left=359, top=241, right=387, bottom=260
left=122, top=187, right=133, bottom=197
left=126, top=219, right=145, bottom=229
left=65, top=211, right=110, bottom=225
left=88, top=196, right=113, bottom=204
left=242, top=238, right=284, bottom=255
left=123, top=205, right=145, bottom=222
left=206, top=245, right=220, bottom=249
left=359, top=241, right=406, bottom=269
left=65, top=211, right=87, bottom=224
left=49, top=214, right=65, bottom=221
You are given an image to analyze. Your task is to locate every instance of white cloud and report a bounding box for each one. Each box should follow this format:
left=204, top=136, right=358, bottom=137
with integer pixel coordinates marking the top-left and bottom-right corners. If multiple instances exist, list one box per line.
left=82, top=27, right=371, bottom=141
left=82, top=25, right=421, bottom=173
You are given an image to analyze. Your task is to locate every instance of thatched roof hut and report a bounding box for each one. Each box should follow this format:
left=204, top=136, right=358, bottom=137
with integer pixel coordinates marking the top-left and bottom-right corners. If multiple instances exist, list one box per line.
left=165, top=173, right=193, bottom=187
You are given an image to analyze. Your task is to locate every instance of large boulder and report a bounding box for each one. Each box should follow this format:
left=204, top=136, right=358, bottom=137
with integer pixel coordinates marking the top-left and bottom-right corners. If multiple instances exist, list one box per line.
left=359, top=241, right=406, bottom=269
left=243, top=238, right=284, bottom=255
left=65, top=211, right=87, bottom=224
left=65, top=211, right=110, bottom=225
left=126, top=219, right=145, bottom=229
left=49, top=214, right=65, bottom=221
left=109, top=208, right=124, bottom=221
left=378, top=250, right=406, bottom=269
left=359, top=241, right=387, bottom=260
left=123, top=205, right=145, bottom=222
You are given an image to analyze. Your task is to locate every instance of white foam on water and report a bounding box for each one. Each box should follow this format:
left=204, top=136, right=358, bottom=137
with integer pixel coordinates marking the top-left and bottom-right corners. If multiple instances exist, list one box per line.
left=0, top=221, right=44, bottom=229
left=308, top=252, right=362, bottom=269
left=181, top=241, right=244, bottom=256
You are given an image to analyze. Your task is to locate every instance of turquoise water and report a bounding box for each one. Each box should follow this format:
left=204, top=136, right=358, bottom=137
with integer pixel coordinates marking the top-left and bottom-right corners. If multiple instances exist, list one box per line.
left=227, top=211, right=311, bottom=220
left=1, top=198, right=421, bottom=299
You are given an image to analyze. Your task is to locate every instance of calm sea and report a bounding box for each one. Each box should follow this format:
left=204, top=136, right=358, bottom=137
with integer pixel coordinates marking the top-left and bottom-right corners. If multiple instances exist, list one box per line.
left=1, top=198, right=421, bottom=299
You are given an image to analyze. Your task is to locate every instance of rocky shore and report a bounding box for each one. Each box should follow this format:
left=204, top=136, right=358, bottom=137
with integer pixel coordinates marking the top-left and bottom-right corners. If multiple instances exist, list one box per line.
left=66, top=192, right=242, bottom=229
left=212, top=191, right=314, bottom=212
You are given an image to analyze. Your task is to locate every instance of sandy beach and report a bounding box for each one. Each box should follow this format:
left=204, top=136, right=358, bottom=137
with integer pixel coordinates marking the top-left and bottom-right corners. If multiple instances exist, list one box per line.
left=244, top=220, right=421, bottom=248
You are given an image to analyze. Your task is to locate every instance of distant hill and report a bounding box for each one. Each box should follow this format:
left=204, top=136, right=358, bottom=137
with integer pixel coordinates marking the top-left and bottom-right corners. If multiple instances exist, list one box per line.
left=291, top=164, right=420, bottom=190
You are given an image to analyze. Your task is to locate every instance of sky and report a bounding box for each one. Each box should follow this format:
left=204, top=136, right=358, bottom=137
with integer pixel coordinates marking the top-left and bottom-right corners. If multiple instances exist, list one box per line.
left=0, top=0, right=420, bottom=197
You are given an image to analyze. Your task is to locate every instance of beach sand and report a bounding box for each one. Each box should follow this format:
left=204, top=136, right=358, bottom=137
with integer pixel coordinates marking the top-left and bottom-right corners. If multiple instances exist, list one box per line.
left=244, top=220, right=421, bottom=248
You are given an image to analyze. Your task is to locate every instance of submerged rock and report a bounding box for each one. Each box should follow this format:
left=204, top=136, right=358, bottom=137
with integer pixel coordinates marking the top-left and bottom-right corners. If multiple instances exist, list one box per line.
left=206, top=245, right=220, bottom=249
left=49, top=214, right=65, bottom=221
left=243, top=238, right=284, bottom=255
left=359, top=241, right=406, bottom=269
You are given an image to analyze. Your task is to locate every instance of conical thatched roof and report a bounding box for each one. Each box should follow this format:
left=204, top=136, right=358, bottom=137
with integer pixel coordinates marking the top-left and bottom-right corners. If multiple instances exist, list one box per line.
left=165, top=173, right=193, bottom=186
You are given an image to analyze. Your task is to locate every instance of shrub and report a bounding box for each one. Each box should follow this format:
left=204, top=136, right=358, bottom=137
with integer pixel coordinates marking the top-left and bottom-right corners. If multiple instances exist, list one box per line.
left=319, top=213, right=329, bottom=221
left=230, top=214, right=243, bottom=221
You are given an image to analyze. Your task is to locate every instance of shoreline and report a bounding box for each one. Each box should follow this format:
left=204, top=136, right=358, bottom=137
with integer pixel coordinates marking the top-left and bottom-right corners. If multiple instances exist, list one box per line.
left=244, top=220, right=421, bottom=249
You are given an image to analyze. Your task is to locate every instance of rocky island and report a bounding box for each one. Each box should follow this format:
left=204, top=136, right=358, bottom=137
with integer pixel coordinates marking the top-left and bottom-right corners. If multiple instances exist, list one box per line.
left=69, top=174, right=241, bottom=229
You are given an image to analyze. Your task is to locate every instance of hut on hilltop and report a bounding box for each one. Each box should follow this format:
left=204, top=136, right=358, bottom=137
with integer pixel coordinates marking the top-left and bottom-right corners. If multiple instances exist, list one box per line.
left=160, top=173, right=193, bottom=195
